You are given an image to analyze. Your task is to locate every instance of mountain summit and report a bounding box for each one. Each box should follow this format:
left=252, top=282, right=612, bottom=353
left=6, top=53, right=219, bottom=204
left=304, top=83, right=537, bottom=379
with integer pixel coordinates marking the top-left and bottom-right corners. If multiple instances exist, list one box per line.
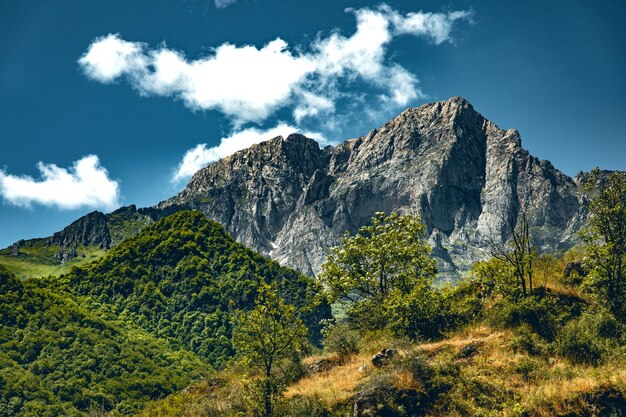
left=158, top=97, right=586, bottom=277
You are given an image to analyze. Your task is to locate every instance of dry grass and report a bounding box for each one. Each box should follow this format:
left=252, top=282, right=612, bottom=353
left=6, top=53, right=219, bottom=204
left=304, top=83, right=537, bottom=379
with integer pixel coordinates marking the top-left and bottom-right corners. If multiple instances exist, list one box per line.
left=139, top=320, right=626, bottom=417
left=418, top=324, right=502, bottom=354
left=285, top=353, right=372, bottom=405
left=520, top=362, right=626, bottom=416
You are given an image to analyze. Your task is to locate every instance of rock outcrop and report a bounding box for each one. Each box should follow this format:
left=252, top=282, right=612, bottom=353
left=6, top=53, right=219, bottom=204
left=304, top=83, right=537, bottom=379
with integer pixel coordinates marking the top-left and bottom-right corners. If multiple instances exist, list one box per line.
left=48, top=211, right=112, bottom=250
left=159, top=97, right=587, bottom=278
left=3, top=205, right=154, bottom=263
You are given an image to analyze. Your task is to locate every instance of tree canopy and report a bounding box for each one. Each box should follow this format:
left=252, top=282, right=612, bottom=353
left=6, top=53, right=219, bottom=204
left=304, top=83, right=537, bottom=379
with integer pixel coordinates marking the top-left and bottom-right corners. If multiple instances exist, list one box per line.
left=319, top=212, right=442, bottom=338
left=233, top=282, right=308, bottom=417
left=320, top=212, right=436, bottom=303
left=582, top=169, right=626, bottom=316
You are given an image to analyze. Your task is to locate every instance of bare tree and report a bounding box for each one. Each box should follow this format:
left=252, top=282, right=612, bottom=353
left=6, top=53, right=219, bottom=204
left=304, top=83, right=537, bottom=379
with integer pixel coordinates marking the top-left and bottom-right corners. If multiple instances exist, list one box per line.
left=489, top=212, right=537, bottom=297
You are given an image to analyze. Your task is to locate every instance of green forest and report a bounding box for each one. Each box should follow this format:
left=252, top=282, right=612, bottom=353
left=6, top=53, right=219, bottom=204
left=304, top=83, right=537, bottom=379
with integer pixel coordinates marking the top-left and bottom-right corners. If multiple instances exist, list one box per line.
left=0, top=211, right=328, bottom=416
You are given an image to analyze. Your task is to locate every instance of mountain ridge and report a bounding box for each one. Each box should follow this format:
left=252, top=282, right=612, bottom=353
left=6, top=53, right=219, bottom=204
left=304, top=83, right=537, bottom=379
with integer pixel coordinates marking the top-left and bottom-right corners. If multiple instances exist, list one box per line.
left=158, top=96, right=588, bottom=277
left=1, top=97, right=602, bottom=277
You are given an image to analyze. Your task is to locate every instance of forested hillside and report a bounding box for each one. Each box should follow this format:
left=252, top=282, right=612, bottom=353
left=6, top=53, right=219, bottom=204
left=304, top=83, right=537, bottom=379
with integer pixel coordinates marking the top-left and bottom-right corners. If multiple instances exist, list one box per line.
left=0, top=211, right=329, bottom=416
left=0, top=265, right=208, bottom=416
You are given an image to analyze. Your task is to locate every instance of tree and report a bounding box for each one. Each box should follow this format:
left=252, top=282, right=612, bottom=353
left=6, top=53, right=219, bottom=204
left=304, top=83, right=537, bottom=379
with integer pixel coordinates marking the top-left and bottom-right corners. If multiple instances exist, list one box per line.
left=319, top=212, right=438, bottom=336
left=581, top=169, right=626, bottom=316
left=489, top=213, right=537, bottom=298
left=232, top=282, right=308, bottom=417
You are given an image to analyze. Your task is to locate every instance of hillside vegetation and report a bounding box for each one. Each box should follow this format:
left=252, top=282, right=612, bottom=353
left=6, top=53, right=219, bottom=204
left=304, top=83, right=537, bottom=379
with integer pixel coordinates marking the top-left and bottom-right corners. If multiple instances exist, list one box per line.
left=138, top=171, right=626, bottom=417
left=60, top=210, right=329, bottom=367
left=0, top=265, right=209, bottom=416
left=1, top=170, right=625, bottom=417
left=0, top=211, right=328, bottom=416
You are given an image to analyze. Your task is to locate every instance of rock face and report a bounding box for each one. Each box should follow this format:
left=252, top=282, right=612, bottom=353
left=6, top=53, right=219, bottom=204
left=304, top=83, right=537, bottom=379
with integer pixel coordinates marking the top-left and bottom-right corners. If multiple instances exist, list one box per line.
left=48, top=211, right=112, bottom=250
left=159, top=97, right=586, bottom=278
left=4, top=205, right=155, bottom=263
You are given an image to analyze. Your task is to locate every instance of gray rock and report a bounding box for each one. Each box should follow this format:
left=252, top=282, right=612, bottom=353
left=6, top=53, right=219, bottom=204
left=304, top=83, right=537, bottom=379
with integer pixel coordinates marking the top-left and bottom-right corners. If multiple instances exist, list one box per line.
left=371, top=348, right=397, bottom=368
left=48, top=211, right=112, bottom=251
left=9, top=240, right=22, bottom=256
left=455, top=341, right=483, bottom=360
left=157, top=97, right=589, bottom=279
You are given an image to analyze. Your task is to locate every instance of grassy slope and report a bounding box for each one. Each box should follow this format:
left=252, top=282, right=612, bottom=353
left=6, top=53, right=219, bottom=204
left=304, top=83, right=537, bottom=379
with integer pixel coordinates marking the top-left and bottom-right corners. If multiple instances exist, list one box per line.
left=287, top=325, right=626, bottom=416
left=0, top=245, right=105, bottom=279
left=137, top=275, right=626, bottom=417
left=138, top=323, right=626, bottom=417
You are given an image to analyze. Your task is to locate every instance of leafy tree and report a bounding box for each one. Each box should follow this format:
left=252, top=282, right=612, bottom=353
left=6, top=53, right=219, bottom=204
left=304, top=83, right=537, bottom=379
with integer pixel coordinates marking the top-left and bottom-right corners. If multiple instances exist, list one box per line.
left=320, top=212, right=436, bottom=302
left=319, top=212, right=439, bottom=337
left=232, top=282, right=308, bottom=417
left=581, top=169, right=626, bottom=316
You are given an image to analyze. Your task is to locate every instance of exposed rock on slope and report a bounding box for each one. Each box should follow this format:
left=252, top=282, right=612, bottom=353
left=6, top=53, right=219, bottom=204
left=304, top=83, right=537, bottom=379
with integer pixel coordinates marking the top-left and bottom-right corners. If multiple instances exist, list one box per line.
left=4, top=205, right=154, bottom=263
left=159, top=97, right=586, bottom=277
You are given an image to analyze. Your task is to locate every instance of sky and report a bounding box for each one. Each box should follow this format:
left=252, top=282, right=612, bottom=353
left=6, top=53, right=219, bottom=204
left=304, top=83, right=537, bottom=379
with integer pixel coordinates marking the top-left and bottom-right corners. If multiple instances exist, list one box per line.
left=0, top=0, right=625, bottom=248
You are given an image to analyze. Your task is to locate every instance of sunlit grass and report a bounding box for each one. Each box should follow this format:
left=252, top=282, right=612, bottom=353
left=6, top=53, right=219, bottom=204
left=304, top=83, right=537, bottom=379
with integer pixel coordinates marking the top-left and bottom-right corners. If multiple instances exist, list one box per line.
left=0, top=246, right=105, bottom=279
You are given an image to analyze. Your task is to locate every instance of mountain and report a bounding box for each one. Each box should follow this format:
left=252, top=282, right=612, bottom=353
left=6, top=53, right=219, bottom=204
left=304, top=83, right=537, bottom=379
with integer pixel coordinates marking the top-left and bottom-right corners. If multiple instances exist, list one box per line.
left=61, top=210, right=329, bottom=367
left=0, top=210, right=328, bottom=415
left=158, top=97, right=587, bottom=277
left=0, top=205, right=154, bottom=278
left=1, top=97, right=592, bottom=278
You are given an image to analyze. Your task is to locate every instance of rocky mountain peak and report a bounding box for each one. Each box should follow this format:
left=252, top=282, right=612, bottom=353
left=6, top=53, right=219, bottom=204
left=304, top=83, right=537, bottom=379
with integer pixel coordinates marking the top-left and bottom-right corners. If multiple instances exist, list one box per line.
left=152, top=97, right=589, bottom=277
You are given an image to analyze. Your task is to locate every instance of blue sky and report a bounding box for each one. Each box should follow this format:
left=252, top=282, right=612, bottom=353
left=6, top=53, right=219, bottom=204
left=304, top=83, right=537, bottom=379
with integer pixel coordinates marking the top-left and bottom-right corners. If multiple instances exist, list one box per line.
left=0, top=0, right=625, bottom=247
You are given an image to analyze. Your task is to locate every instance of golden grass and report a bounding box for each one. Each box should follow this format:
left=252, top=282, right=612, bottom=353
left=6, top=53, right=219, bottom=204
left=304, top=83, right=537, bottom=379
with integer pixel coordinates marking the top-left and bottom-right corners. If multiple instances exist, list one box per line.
left=520, top=362, right=626, bottom=416
left=285, top=353, right=371, bottom=405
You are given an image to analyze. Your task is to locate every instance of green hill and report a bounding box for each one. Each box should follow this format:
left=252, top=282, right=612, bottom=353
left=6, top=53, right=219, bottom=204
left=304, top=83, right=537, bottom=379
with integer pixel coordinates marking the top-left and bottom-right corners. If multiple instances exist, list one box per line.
left=0, top=265, right=209, bottom=416
left=0, top=210, right=329, bottom=416
left=61, top=210, right=329, bottom=367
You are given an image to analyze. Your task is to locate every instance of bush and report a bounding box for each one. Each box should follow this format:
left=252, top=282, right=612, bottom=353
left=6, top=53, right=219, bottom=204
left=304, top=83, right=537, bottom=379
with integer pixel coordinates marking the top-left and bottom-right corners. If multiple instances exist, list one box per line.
left=491, top=295, right=562, bottom=340
left=354, top=372, right=430, bottom=417
left=510, top=325, right=549, bottom=356
left=555, top=311, right=619, bottom=365
left=513, top=357, right=545, bottom=382
left=321, top=321, right=359, bottom=359
left=384, top=285, right=450, bottom=340
left=441, top=280, right=486, bottom=329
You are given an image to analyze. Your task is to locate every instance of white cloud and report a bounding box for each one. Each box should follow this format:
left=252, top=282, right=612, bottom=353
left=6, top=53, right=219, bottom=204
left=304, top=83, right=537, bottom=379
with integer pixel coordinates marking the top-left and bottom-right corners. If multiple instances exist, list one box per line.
left=79, top=6, right=469, bottom=125
left=78, top=34, right=146, bottom=83
left=384, top=6, right=472, bottom=44
left=0, top=155, right=120, bottom=210
left=172, top=124, right=330, bottom=182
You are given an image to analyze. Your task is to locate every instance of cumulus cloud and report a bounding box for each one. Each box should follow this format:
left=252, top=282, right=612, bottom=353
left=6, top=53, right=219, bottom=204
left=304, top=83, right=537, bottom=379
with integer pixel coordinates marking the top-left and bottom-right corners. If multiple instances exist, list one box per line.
left=0, top=155, right=120, bottom=210
left=78, top=34, right=146, bottom=83
left=79, top=5, right=470, bottom=125
left=172, top=124, right=330, bottom=182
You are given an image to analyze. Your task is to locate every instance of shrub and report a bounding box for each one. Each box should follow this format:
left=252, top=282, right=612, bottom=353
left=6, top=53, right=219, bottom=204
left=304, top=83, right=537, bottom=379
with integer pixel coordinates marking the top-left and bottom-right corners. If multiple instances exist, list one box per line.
left=354, top=372, right=430, bottom=417
left=513, top=357, right=544, bottom=382
left=441, top=280, right=486, bottom=329
left=555, top=310, right=619, bottom=365
left=321, top=321, right=359, bottom=359
left=510, top=325, right=549, bottom=356
left=491, top=295, right=561, bottom=340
